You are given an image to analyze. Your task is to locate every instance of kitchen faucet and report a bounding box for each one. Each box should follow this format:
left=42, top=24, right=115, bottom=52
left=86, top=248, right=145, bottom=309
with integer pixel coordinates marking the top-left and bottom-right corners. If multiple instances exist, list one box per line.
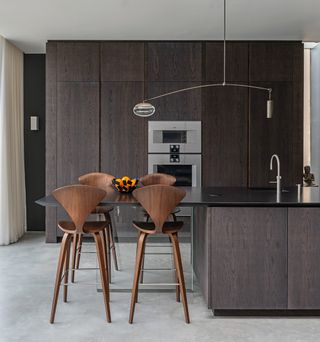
left=270, top=154, right=281, bottom=202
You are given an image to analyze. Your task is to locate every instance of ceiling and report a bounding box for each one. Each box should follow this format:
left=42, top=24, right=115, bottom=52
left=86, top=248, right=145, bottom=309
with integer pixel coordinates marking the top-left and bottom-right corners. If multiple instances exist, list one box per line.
left=1, top=0, right=320, bottom=53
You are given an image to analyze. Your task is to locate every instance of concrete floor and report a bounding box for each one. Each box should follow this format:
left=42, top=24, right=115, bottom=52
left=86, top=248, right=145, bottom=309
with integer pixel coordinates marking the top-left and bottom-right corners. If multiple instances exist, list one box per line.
left=1, top=233, right=320, bottom=342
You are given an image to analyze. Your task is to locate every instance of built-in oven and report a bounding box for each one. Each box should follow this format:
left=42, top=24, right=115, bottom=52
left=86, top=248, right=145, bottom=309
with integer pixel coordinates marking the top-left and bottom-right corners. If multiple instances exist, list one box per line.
left=148, top=153, right=201, bottom=187
left=148, top=121, right=201, bottom=154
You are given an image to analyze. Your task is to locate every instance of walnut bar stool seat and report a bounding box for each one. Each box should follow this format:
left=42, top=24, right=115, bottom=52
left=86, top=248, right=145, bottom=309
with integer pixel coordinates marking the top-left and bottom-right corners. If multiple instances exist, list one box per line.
left=50, top=185, right=111, bottom=324
left=129, top=184, right=190, bottom=324
left=73, top=172, right=119, bottom=284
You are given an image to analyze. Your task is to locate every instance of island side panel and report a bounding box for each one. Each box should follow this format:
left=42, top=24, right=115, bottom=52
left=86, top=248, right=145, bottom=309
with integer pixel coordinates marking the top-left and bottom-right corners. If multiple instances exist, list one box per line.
left=193, top=206, right=210, bottom=307
left=288, top=208, right=320, bottom=309
left=210, top=207, right=288, bottom=309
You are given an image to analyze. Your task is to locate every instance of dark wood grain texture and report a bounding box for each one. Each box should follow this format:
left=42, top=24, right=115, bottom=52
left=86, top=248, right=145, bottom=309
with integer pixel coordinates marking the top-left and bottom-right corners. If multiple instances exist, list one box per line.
left=205, top=42, right=248, bottom=82
left=100, top=81, right=147, bottom=178
left=46, top=42, right=58, bottom=242
left=147, top=42, right=202, bottom=81
left=210, top=207, right=288, bottom=309
left=202, top=86, right=248, bottom=186
left=57, top=42, right=100, bottom=82
left=101, top=42, right=144, bottom=81
left=249, top=42, right=299, bottom=82
left=57, top=82, right=100, bottom=187
left=146, top=81, right=201, bottom=120
left=288, top=208, right=320, bottom=309
left=193, top=206, right=210, bottom=307
left=249, top=82, right=302, bottom=187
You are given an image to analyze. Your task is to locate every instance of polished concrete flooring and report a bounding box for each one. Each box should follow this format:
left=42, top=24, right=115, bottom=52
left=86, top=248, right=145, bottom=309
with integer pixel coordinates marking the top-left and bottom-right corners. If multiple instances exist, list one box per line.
left=1, top=233, right=320, bottom=342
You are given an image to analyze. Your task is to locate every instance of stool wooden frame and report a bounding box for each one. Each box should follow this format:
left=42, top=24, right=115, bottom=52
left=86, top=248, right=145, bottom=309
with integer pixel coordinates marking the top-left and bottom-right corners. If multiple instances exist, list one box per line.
left=75, top=172, right=119, bottom=284
left=50, top=185, right=111, bottom=323
left=129, top=185, right=190, bottom=324
left=139, top=173, right=178, bottom=284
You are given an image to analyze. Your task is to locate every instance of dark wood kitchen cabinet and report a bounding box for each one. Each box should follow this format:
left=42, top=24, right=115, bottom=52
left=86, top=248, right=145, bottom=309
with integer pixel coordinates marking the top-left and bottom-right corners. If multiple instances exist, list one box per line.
left=288, top=208, right=320, bottom=309
left=100, top=81, right=147, bottom=178
left=56, top=82, right=100, bottom=187
left=57, top=42, right=100, bottom=82
left=100, top=42, right=144, bottom=81
left=147, top=42, right=202, bottom=81
left=146, top=81, right=202, bottom=121
left=248, top=42, right=303, bottom=188
left=249, top=81, right=302, bottom=187
left=249, top=42, right=298, bottom=82
left=202, top=86, right=248, bottom=187
left=210, top=207, right=288, bottom=309
left=205, top=42, right=248, bottom=82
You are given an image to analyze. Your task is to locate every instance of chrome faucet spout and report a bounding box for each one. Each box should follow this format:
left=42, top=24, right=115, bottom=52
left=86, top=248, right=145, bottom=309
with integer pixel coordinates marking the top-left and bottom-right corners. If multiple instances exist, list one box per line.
left=269, top=154, right=281, bottom=202
left=270, top=154, right=281, bottom=177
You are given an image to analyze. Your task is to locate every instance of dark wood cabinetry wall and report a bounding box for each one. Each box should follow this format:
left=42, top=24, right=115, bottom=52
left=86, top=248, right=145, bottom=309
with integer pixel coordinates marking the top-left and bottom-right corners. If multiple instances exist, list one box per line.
left=46, top=40, right=303, bottom=242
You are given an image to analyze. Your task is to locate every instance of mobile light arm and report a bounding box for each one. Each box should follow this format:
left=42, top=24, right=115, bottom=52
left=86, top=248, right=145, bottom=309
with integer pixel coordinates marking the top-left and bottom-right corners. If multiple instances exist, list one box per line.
left=133, top=0, right=274, bottom=119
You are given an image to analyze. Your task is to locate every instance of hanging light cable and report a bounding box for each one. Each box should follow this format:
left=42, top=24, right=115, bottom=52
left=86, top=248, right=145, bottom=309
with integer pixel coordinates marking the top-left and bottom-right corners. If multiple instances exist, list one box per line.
left=133, top=0, right=273, bottom=118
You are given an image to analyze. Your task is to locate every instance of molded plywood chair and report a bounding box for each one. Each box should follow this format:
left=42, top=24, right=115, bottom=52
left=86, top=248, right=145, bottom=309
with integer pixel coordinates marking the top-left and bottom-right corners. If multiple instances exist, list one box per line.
left=139, top=173, right=179, bottom=283
left=50, top=185, right=111, bottom=323
left=75, top=172, right=119, bottom=283
left=129, top=185, right=190, bottom=323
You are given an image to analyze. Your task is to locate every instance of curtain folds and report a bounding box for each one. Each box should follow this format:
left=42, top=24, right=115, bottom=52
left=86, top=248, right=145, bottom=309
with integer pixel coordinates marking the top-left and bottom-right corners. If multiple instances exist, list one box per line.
left=0, top=36, right=26, bottom=245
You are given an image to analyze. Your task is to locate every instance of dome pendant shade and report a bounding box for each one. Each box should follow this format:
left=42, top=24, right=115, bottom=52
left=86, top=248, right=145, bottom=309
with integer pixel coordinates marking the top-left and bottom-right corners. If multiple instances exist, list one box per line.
left=267, top=99, right=274, bottom=119
left=133, top=102, right=155, bottom=117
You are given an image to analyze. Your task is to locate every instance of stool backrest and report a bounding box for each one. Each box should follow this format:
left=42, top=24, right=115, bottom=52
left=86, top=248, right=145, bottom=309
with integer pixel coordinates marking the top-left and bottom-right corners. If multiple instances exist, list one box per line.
left=140, top=173, right=176, bottom=186
left=79, top=172, right=115, bottom=192
left=52, top=185, right=106, bottom=233
left=133, top=185, right=185, bottom=233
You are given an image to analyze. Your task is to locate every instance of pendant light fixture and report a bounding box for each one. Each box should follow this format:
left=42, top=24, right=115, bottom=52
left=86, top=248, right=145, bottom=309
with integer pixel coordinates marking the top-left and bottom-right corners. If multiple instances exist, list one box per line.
left=133, top=0, right=273, bottom=119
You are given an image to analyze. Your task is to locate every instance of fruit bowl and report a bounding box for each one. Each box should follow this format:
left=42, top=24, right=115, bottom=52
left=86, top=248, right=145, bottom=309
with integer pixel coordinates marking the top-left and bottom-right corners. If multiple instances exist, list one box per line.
left=112, top=176, right=138, bottom=193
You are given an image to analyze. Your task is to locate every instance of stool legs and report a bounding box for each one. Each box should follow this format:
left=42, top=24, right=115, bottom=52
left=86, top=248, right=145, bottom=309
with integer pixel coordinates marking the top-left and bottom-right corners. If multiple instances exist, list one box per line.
left=71, top=233, right=80, bottom=283
left=50, top=233, right=72, bottom=324
left=63, top=236, right=71, bottom=302
left=170, top=232, right=190, bottom=324
left=75, top=234, right=83, bottom=270
left=93, top=232, right=111, bottom=323
left=129, top=232, right=147, bottom=323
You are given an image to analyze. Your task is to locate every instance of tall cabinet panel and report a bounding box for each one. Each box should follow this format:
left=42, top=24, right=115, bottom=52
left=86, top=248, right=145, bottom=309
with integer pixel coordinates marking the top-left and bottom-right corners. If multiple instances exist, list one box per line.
left=45, top=41, right=100, bottom=242
left=56, top=83, right=100, bottom=187
left=100, top=82, right=146, bottom=177
left=248, top=42, right=303, bottom=187
left=100, top=42, right=146, bottom=178
left=202, top=42, right=249, bottom=186
left=147, top=42, right=202, bottom=81
left=202, top=87, right=248, bottom=186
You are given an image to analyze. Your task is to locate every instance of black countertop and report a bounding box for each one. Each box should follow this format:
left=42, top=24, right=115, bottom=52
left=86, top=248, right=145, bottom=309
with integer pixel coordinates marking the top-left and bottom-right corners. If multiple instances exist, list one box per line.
left=36, top=186, right=320, bottom=207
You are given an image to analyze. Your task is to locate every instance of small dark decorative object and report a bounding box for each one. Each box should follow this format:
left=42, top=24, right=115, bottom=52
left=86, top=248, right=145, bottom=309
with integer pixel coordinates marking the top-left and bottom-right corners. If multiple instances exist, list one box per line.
left=303, top=165, right=316, bottom=187
left=112, top=176, right=138, bottom=193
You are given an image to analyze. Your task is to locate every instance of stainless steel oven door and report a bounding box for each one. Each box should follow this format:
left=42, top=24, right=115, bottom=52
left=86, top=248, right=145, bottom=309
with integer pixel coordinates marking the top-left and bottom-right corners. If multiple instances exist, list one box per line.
left=148, top=154, right=201, bottom=187
left=148, top=121, right=201, bottom=154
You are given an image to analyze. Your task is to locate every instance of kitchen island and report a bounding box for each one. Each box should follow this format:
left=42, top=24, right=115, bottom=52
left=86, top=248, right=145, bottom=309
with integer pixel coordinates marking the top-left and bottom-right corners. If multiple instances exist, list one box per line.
left=37, top=186, right=320, bottom=313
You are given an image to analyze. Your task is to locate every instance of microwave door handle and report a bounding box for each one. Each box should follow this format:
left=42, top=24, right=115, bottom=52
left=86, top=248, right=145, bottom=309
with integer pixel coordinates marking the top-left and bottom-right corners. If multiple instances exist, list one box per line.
left=192, top=164, right=197, bottom=187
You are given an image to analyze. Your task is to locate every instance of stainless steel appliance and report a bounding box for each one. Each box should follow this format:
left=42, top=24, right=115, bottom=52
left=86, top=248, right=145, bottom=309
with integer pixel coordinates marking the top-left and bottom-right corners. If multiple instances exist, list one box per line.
left=148, top=121, right=201, bottom=154
left=148, top=121, right=201, bottom=188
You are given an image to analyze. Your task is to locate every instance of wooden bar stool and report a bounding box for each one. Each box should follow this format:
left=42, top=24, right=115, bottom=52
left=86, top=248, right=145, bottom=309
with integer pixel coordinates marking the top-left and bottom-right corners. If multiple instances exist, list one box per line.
left=129, top=185, right=190, bottom=324
left=139, top=173, right=179, bottom=284
left=74, top=172, right=119, bottom=284
left=50, top=185, right=111, bottom=323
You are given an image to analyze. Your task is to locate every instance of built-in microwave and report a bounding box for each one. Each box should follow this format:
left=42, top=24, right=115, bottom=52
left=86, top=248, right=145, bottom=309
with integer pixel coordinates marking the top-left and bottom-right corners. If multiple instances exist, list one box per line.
left=148, top=121, right=201, bottom=154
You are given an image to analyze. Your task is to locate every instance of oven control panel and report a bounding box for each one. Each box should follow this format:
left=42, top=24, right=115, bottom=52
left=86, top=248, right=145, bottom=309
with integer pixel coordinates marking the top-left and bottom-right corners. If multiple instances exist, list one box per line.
left=170, top=154, right=180, bottom=163
left=170, top=145, right=180, bottom=153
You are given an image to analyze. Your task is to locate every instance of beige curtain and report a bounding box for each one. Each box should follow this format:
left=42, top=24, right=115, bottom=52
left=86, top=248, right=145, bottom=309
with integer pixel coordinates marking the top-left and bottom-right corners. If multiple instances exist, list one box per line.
left=0, top=36, right=26, bottom=245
